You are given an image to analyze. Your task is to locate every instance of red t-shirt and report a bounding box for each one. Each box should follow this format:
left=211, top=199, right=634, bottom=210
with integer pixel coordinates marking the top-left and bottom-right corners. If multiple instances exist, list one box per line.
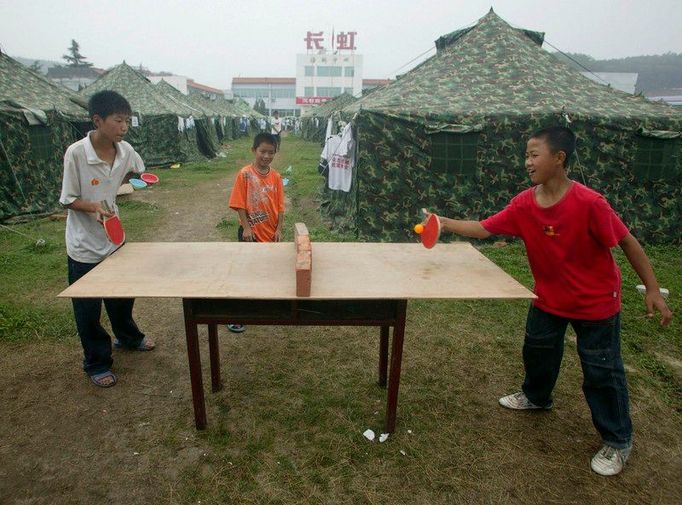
left=481, top=182, right=629, bottom=320
left=229, top=164, right=285, bottom=242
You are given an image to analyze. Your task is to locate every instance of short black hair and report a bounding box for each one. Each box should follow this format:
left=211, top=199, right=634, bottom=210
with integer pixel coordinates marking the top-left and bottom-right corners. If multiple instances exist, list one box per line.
left=88, top=90, right=132, bottom=120
left=252, top=132, right=278, bottom=151
left=530, top=126, right=576, bottom=168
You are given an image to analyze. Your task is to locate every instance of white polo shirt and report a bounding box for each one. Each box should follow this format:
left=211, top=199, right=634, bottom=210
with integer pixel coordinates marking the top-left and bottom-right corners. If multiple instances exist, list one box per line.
left=59, top=132, right=145, bottom=263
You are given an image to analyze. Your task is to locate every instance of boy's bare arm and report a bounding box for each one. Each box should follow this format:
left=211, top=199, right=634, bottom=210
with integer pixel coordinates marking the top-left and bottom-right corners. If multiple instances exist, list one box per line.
left=439, top=217, right=492, bottom=239
left=272, top=211, right=284, bottom=242
left=619, top=233, right=672, bottom=326
left=65, top=199, right=112, bottom=221
left=235, top=208, right=255, bottom=241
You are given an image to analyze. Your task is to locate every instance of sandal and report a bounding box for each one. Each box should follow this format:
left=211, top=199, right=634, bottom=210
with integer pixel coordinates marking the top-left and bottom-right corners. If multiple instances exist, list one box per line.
left=113, top=336, right=156, bottom=351
left=90, top=370, right=117, bottom=388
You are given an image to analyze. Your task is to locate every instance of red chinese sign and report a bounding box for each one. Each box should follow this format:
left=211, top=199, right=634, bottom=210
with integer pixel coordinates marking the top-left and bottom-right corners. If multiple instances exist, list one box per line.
left=296, top=97, right=332, bottom=105
left=304, top=31, right=357, bottom=51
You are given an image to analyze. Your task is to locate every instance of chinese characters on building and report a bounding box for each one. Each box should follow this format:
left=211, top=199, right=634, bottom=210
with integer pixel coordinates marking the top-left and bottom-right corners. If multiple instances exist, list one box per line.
left=304, top=31, right=357, bottom=51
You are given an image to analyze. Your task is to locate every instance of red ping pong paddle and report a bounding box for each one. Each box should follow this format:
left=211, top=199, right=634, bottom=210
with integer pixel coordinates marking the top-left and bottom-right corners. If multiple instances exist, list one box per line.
left=100, top=201, right=125, bottom=246
left=415, top=209, right=441, bottom=249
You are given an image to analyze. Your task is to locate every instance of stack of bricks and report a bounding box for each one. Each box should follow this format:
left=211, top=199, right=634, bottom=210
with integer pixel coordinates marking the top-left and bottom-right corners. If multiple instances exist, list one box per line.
left=294, top=223, right=312, bottom=297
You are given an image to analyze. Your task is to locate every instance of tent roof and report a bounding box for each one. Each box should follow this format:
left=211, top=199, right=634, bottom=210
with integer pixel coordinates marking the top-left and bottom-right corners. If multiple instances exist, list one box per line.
left=232, top=98, right=265, bottom=118
left=155, top=79, right=215, bottom=117
left=80, top=63, right=195, bottom=116
left=345, top=10, right=682, bottom=122
left=0, top=52, right=88, bottom=119
left=303, top=93, right=358, bottom=117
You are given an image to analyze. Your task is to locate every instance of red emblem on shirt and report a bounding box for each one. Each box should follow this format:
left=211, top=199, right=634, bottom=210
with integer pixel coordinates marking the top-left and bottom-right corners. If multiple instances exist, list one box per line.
left=91, top=178, right=100, bottom=186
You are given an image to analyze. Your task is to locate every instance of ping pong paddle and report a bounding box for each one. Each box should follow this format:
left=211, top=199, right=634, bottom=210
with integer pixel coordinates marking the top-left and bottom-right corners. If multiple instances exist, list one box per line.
left=100, top=201, right=125, bottom=246
left=414, top=208, right=441, bottom=249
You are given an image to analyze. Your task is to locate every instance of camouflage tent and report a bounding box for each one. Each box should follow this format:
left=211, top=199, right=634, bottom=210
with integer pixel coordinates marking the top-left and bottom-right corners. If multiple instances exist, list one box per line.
left=231, top=98, right=266, bottom=136
left=0, top=51, right=90, bottom=220
left=154, top=79, right=220, bottom=156
left=329, top=10, right=682, bottom=244
left=195, top=96, right=242, bottom=141
left=301, top=93, right=358, bottom=143
left=80, top=63, right=208, bottom=167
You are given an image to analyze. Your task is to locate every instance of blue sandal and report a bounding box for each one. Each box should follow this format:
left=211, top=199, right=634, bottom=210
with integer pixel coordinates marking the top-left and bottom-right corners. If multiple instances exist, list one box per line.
left=90, top=370, right=117, bottom=388
left=113, top=337, right=156, bottom=351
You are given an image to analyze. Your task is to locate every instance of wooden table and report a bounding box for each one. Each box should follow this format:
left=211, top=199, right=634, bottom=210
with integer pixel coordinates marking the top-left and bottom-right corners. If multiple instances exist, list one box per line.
left=59, top=241, right=534, bottom=431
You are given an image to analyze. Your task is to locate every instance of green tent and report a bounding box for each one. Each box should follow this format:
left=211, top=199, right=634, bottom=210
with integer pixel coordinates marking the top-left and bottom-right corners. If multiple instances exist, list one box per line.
left=301, top=93, right=357, bottom=143
left=0, top=51, right=90, bottom=220
left=329, top=10, right=682, bottom=244
left=193, top=96, right=241, bottom=141
left=231, top=98, right=266, bottom=136
left=154, top=79, right=220, bottom=156
left=80, top=63, right=207, bottom=167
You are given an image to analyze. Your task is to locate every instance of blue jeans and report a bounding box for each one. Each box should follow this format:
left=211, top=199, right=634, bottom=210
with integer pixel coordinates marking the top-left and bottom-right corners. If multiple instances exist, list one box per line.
left=68, top=256, right=145, bottom=375
left=521, top=305, right=632, bottom=449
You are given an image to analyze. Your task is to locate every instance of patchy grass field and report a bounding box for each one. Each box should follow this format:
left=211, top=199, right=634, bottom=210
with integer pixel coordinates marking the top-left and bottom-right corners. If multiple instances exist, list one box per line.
left=0, top=134, right=680, bottom=504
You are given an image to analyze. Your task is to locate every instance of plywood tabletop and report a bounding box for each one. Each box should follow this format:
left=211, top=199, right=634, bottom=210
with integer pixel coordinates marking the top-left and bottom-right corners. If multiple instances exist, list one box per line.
left=58, top=242, right=535, bottom=301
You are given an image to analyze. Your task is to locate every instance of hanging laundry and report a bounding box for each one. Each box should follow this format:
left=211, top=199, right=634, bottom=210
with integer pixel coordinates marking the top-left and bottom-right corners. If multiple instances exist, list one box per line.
left=321, top=125, right=354, bottom=192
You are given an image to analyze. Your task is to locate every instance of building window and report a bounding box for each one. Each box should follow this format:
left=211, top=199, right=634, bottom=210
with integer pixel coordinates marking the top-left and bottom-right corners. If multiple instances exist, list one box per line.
left=316, top=87, right=342, bottom=97
left=429, top=132, right=479, bottom=177
left=633, top=136, right=680, bottom=180
left=304, top=66, right=314, bottom=76
left=271, top=88, right=295, bottom=98
left=304, top=87, right=314, bottom=97
left=344, top=67, right=354, bottom=77
left=317, top=66, right=342, bottom=77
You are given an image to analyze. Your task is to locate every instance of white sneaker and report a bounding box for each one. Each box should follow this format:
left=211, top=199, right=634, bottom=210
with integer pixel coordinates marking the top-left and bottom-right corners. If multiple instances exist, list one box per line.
left=591, top=444, right=632, bottom=476
left=498, top=392, right=552, bottom=410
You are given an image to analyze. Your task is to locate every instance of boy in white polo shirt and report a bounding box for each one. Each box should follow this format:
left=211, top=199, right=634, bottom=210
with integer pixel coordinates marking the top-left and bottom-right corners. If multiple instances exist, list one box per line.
left=60, top=90, right=155, bottom=388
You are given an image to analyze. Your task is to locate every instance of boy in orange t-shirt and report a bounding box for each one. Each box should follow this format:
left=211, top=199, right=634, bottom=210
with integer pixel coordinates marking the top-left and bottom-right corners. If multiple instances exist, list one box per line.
left=229, top=133, right=285, bottom=243
left=226, top=133, right=285, bottom=332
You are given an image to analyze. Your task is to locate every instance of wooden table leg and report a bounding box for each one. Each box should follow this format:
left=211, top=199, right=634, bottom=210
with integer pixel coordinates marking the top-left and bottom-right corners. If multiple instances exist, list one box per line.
left=183, top=299, right=207, bottom=430
left=208, top=323, right=222, bottom=392
left=378, top=326, right=389, bottom=388
left=385, top=300, right=407, bottom=433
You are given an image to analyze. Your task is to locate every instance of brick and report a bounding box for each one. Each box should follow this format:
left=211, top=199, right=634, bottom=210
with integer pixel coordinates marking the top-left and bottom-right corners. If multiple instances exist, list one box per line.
left=296, top=250, right=312, bottom=297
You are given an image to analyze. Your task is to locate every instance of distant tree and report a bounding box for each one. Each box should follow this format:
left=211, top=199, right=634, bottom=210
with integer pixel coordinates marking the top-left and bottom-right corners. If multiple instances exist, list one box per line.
left=63, top=39, right=93, bottom=68
left=29, top=60, right=43, bottom=73
left=253, top=97, right=268, bottom=115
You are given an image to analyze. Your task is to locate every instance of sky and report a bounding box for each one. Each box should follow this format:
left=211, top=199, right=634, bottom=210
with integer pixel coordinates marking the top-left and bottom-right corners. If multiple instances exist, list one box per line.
left=1, top=0, right=681, bottom=90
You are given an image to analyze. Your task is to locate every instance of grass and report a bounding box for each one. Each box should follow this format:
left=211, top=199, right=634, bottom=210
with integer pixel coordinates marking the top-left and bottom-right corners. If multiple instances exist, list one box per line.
left=1, top=134, right=681, bottom=503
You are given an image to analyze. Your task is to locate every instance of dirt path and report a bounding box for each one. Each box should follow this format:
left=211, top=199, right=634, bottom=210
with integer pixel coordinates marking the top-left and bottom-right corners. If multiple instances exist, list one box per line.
left=0, top=169, right=239, bottom=504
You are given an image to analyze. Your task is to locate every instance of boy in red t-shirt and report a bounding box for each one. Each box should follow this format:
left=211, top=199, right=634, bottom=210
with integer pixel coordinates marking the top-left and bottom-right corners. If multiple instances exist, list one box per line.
left=226, top=133, right=285, bottom=332
left=428, top=126, right=671, bottom=476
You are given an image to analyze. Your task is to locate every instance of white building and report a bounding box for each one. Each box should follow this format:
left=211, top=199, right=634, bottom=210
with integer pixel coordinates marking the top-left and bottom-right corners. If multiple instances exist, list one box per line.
left=295, top=52, right=363, bottom=110
left=232, top=29, right=389, bottom=117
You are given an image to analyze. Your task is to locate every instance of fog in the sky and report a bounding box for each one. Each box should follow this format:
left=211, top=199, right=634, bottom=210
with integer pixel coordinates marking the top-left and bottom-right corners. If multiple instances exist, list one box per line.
left=1, top=0, right=680, bottom=89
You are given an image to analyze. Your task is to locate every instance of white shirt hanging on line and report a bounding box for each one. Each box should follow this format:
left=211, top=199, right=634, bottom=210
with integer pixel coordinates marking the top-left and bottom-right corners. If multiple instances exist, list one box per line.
left=325, top=118, right=333, bottom=140
left=321, top=125, right=354, bottom=192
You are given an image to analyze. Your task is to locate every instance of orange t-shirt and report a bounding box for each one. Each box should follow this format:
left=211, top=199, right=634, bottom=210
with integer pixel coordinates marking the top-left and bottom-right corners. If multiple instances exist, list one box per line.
left=229, top=164, right=285, bottom=242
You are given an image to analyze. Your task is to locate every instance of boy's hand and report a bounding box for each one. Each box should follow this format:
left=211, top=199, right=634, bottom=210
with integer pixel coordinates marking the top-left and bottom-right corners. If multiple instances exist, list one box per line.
left=242, top=226, right=255, bottom=242
left=94, top=202, right=113, bottom=223
left=645, top=292, right=673, bottom=326
left=273, top=229, right=282, bottom=242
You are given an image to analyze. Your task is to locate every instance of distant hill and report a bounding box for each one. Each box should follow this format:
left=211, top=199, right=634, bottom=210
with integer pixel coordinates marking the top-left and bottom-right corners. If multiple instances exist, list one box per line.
left=552, top=52, right=682, bottom=96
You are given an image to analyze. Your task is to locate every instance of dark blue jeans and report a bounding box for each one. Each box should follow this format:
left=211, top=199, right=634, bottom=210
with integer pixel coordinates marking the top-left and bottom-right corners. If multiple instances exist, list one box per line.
left=521, top=305, right=632, bottom=449
left=68, top=256, right=145, bottom=375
